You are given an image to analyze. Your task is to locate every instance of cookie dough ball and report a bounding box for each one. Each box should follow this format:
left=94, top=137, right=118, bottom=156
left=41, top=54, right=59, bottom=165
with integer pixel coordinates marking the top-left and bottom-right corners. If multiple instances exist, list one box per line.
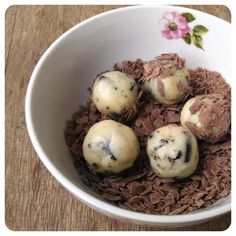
left=146, top=125, right=199, bottom=179
left=82, top=120, right=140, bottom=173
left=91, top=71, right=138, bottom=115
left=145, top=66, right=190, bottom=105
left=180, top=94, right=231, bottom=143
left=143, top=53, right=190, bottom=105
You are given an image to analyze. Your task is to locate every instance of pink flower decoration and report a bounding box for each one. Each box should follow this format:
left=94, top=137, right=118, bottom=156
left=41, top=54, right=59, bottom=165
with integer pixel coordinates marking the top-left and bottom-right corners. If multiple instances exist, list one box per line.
left=160, top=12, right=190, bottom=40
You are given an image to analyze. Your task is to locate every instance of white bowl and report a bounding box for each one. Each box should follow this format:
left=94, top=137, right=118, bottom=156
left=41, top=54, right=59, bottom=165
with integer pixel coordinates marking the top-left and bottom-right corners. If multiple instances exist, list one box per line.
left=25, top=5, right=231, bottom=227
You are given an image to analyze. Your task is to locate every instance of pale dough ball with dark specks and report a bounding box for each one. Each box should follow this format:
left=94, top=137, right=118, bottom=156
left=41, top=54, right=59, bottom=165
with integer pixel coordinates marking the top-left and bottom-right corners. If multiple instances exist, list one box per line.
left=82, top=120, right=140, bottom=173
left=146, top=125, right=199, bottom=179
left=92, top=71, right=138, bottom=115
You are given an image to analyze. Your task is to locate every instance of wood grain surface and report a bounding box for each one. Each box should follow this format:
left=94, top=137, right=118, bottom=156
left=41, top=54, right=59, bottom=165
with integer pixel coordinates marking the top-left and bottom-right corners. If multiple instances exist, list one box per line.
left=5, top=5, right=231, bottom=231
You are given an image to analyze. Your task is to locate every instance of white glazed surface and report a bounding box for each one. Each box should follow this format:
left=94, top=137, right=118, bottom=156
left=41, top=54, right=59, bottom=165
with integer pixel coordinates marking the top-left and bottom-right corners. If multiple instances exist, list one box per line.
left=25, top=5, right=231, bottom=226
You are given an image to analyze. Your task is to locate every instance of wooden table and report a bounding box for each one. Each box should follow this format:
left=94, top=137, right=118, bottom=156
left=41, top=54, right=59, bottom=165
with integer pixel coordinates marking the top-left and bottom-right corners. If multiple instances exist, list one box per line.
left=5, top=5, right=231, bottom=231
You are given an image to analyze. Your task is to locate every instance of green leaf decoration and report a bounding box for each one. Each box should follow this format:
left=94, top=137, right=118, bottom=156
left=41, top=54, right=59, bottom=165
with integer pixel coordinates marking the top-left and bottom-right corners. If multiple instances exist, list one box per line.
left=183, top=32, right=191, bottom=44
left=192, top=34, right=204, bottom=50
left=193, top=25, right=209, bottom=35
left=181, top=12, right=196, bottom=22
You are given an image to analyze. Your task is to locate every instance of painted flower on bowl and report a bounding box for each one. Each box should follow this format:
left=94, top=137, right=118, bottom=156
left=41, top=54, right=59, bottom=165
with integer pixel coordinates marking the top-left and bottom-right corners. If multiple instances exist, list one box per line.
left=160, top=12, right=190, bottom=39
left=159, top=11, right=209, bottom=50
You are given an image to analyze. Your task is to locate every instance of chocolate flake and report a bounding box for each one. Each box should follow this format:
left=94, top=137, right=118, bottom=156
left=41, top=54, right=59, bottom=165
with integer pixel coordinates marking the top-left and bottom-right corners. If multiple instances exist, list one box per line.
left=130, top=84, right=135, bottom=91
left=185, top=141, right=192, bottom=163
left=92, top=163, right=99, bottom=169
left=148, top=133, right=154, bottom=139
left=110, top=155, right=117, bottom=161
left=175, top=151, right=182, bottom=160
left=155, top=139, right=168, bottom=150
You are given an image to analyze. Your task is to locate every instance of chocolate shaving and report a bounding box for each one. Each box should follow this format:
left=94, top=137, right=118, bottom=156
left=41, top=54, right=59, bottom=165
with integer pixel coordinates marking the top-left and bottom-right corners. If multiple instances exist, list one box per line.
left=114, top=59, right=144, bottom=82
left=65, top=57, right=231, bottom=215
left=142, top=53, right=185, bottom=82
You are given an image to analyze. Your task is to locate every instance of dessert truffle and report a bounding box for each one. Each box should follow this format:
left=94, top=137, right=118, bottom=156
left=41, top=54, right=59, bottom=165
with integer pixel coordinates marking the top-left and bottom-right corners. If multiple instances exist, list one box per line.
left=82, top=120, right=140, bottom=173
left=91, top=71, right=138, bottom=115
left=180, top=93, right=231, bottom=143
left=143, top=53, right=190, bottom=105
left=146, top=125, right=199, bottom=179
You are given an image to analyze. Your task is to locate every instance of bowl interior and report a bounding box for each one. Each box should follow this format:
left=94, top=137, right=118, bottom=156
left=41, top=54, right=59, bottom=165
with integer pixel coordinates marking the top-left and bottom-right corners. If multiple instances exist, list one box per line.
left=26, top=6, right=231, bottom=225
